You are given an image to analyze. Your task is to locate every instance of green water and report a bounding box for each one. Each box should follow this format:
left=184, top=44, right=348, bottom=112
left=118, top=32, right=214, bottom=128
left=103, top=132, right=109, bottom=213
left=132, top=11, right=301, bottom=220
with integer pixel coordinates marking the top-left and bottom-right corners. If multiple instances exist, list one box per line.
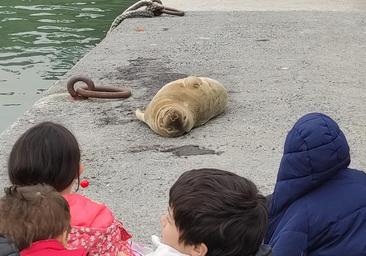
left=0, top=0, right=136, bottom=132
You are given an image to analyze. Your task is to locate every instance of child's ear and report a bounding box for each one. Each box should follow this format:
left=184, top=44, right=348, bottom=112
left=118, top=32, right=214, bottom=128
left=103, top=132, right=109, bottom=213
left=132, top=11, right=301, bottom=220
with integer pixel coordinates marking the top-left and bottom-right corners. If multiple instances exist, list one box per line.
left=79, top=163, right=84, bottom=175
left=191, top=243, right=208, bottom=256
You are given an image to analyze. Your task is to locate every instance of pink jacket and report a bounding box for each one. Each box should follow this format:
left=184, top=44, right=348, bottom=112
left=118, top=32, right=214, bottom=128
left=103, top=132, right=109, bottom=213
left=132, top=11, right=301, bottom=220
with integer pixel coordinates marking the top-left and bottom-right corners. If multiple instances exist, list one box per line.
left=64, top=193, right=132, bottom=256
left=21, top=239, right=87, bottom=256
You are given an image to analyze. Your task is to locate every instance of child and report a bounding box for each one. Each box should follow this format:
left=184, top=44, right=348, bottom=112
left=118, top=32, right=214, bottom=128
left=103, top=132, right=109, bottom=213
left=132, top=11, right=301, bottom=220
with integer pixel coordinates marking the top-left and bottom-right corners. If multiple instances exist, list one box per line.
left=0, top=184, right=87, bottom=255
left=7, top=122, right=133, bottom=256
left=265, top=113, right=366, bottom=255
left=148, top=168, right=272, bottom=256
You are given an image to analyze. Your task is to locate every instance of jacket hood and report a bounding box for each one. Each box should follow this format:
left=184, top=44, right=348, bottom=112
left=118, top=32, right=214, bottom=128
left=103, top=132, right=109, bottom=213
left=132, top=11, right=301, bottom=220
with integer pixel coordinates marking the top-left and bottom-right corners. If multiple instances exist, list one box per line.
left=64, top=193, right=114, bottom=229
left=270, top=113, right=350, bottom=216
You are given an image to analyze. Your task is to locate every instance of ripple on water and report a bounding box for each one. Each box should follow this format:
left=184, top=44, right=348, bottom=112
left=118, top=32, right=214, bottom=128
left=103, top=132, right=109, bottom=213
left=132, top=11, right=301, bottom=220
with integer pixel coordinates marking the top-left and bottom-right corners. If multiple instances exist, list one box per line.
left=80, top=7, right=104, bottom=12
left=1, top=17, right=25, bottom=21
left=0, top=57, right=44, bottom=67
left=30, top=12, right=56, bottom=16
left=13, top=5, right=54, bottom=11
left=0, top=11, right=16, bottom=14
left=75, top=13, right=104, bottom=18
left=37, top=26, right=94, bottom=32
left=37, top=19, right=75, bottom=23
left=13, top=5, right=80, bottom=11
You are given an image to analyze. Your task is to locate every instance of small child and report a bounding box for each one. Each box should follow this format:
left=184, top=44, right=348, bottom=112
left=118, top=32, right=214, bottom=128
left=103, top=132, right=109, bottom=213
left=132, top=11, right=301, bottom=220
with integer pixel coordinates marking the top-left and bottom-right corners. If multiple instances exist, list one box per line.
left=7, top=122, right=133, bottom=256
left=0, top=184, right=87, bottom=255
left=147, top=168, right=272, bottom=256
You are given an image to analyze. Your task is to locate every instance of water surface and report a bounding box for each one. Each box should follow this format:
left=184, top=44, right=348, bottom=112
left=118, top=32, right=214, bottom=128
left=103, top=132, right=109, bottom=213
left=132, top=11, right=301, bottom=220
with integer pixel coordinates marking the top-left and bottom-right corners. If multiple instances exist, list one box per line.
left=0, top=0, right=136, bottom=132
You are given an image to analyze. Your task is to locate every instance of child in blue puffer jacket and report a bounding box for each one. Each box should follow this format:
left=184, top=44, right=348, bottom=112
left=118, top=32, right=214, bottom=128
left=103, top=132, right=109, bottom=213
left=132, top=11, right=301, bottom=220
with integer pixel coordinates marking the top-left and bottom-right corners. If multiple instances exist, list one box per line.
left=265, top=113, right=366, bottom=256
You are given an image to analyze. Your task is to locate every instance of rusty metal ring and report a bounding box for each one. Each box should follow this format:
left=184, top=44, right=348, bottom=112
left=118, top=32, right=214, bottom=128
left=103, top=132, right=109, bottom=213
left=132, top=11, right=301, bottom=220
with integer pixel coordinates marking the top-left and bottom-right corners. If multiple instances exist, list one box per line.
left=161, top=7, right=185, bottom=16
left=67, top=76, right=95, bottom=98
left=67, top=75, right=131, bottom=99
left=77, top=86, right=131, bottom=99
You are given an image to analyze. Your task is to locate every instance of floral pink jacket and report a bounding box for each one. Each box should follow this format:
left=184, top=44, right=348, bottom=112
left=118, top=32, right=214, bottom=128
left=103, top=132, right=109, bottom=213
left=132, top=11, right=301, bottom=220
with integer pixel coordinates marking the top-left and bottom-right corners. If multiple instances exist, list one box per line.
left=64, top=193, right=132, bottom=256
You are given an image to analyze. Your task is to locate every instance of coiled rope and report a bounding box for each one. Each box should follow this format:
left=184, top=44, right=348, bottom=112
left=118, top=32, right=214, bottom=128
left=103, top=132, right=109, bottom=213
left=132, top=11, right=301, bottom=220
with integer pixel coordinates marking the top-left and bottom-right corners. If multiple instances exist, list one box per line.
left=108, top=0, right=184, bottom=33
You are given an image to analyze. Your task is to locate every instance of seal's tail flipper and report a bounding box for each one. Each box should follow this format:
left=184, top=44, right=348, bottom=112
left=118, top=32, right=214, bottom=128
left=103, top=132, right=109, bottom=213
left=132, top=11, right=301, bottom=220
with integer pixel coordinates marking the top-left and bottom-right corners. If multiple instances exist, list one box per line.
left=135, top=109, right=146, bottom=122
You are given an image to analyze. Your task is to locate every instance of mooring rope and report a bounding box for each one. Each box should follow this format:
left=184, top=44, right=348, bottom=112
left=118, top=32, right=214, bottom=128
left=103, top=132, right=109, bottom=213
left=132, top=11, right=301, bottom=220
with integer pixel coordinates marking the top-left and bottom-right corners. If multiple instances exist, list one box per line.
left=108, top=0, right=184, bottom=33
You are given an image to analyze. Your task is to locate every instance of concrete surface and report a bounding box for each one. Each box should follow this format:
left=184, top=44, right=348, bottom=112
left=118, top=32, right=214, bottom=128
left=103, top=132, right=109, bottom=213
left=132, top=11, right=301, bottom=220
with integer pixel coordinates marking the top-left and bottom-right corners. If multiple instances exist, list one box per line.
left=164, top=0, right=366, bottom=11
left=1, top=9, right=366, bottom=246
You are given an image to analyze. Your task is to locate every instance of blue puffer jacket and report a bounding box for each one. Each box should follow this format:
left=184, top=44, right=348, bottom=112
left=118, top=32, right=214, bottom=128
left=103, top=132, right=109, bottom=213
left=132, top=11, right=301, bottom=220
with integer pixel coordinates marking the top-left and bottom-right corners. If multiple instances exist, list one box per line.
left=265, top=113, right=366, bottom=256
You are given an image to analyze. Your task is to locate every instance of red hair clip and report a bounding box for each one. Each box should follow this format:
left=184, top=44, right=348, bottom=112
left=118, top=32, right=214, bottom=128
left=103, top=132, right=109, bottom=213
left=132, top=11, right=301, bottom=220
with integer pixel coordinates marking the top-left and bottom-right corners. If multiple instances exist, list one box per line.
left=80, top=179, right=89, bottom=188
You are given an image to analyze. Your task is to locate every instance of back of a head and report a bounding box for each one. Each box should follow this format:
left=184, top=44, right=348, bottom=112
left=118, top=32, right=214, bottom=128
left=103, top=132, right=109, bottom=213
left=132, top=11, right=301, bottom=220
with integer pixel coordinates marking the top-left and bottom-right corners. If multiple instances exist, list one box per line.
left=8, top=122, right=80, bottom=192
left=281, top=112, right=350, bottom=178
left=169, top=168, right=268, bottom=256
left=271, top=113, right=351, bottom=215
left=283, top=113, right=350, bottom=164
left=0, top=184, right=70, bottom=250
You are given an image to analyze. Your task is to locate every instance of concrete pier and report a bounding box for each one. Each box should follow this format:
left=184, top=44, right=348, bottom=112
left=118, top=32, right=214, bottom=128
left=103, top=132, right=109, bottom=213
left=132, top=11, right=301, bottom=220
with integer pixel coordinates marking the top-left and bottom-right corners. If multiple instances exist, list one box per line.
left=1, top=0, right=366, bottom=245
left=164, top=0, right=366, bottom=11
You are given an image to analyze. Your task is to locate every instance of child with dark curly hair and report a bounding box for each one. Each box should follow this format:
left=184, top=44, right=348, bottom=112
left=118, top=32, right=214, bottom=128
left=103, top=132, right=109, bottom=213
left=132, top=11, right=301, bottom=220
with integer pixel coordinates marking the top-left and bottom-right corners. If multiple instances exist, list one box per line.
left=147, top=168, right=271, bottom=256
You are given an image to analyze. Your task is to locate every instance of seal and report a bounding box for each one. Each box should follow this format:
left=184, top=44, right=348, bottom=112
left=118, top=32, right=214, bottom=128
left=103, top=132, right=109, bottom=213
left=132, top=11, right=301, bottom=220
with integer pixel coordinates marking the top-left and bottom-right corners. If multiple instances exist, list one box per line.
left=135, top=76, right=228, bottom=137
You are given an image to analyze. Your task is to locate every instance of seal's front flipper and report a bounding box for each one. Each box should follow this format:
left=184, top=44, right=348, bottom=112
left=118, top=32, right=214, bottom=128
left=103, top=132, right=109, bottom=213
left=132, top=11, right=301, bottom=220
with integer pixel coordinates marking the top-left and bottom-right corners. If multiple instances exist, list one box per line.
left=135, top=109, right=146, bottom=122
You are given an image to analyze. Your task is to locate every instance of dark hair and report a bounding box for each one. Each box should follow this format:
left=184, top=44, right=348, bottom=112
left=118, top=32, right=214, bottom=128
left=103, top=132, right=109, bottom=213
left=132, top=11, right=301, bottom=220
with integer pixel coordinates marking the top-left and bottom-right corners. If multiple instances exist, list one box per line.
left=8, top=122, right=80, bottom=192
left=169, top=168, right=268, bottom=256
left=0, top=184, right=70, bottom=250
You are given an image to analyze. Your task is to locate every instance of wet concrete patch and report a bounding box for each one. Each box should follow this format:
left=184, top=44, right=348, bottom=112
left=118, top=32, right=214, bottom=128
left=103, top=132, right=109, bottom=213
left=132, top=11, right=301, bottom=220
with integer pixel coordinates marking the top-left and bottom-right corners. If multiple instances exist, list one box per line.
left=0, top=92, right=14, bottom=95
left=128, top=144, right=222, bottom=157
left=94, top=107, right=135, bottom=127
left=112, top=57, right=158, bottom=81
left=96, top=116, right=133, bottom=126
left=105, top=57, right=187, bottom=100
left=128, top=144, right=162, bottom=153
left=161, top=145, right=223, bottom=157
left=2, top=103, right=21, bottom=106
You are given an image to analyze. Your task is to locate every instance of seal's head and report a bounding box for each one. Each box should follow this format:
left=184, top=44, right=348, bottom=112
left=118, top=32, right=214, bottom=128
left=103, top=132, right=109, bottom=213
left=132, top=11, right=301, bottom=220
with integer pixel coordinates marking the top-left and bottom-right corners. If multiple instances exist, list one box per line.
left=156, top=105, right=193, bottom=137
